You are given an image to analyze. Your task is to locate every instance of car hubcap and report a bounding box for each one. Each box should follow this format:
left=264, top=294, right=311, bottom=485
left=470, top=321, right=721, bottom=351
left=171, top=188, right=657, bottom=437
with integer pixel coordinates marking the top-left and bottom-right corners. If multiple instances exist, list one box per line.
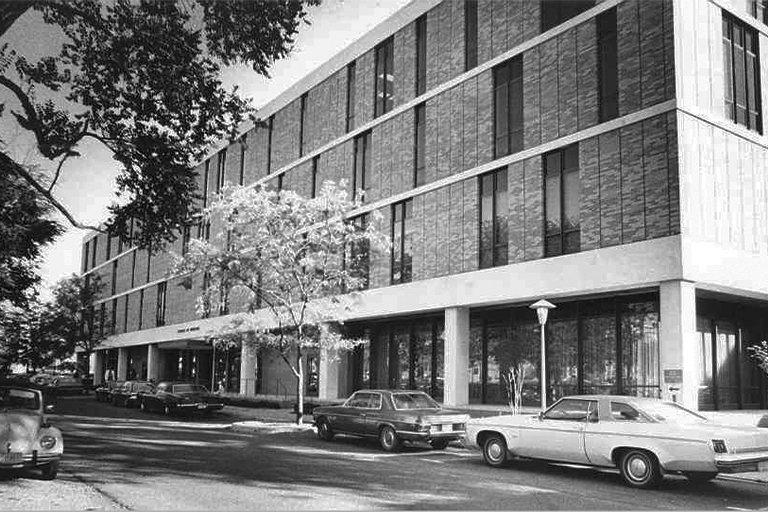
left=383, top=430, right=393, bottom=446
left=628, top=456, right=649, bottom=481
left=487, top=441, right=503, bottom=461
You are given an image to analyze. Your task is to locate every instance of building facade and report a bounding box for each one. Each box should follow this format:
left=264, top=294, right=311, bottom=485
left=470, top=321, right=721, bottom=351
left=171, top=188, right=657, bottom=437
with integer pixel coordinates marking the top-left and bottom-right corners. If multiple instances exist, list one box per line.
left=81, top=0, right=768, bottom=411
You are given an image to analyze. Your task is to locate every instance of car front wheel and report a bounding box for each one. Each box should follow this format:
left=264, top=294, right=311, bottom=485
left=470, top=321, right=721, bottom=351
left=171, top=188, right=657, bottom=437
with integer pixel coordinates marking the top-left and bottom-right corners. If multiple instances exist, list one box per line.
left=379, top=425, right=402, bottom=452
left=619, top=449, right=662, bottom=489
left=482, top=434, right=508, bottom=467
left=316, top=418, right=334, bottom=441
left=40, top=461, right=59, bottom=480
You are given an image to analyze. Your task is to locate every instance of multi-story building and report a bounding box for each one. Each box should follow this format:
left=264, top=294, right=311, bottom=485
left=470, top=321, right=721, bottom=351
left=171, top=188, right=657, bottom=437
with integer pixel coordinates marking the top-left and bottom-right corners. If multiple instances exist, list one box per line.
left=81, top=0, right=768, bottom=411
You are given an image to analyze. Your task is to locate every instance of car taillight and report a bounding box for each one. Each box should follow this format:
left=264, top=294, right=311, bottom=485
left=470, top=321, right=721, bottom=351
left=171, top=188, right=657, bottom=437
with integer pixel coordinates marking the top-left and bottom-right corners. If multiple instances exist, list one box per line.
left=712, top=439, right=728, bottom=453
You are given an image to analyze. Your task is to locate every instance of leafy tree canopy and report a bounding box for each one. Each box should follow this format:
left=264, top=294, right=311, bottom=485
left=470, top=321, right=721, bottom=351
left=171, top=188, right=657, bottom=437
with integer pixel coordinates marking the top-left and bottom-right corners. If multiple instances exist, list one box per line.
left=0, top=0, right=319, bottom=250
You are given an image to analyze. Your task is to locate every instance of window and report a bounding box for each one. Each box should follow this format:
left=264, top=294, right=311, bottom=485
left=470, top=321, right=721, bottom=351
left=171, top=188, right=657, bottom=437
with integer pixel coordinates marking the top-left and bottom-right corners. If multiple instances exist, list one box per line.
left=239, top=134, right=246, bottom=185
left=391, top=200, right=414, bottom=284
left=541, top=0, right=595, bottom=32
left=464, top=0, right=478, bottom=71
left=299, top=93, right=308, bottom=157
left=123, top=295, right=129, bottom=333
left=182, top=225, right=191, bottom=256
left=311, top=156, right=319, bottom=198
left=346, top=62, right=356, bottom=132
left=544, top=144, right=580, bottom=257
left=493, top=56, right=523, bottom=158
left=156, top=282, right=167, bottom=327
left=479, top=168, right=508, bottom=269
left=130, top=251, right=137, bottom=288
left=543, top=399, right=598, bottom=421
left=752, top=0, right=767, bottom=24
left=277, top=174, right=284, bottom=193
left=266, top=115, right=274, bottom=174
left=414, top=103, right=426, bottom=187
left=198, top=161, right=210, bottom=238
left=597, top=8, right=618, bottom=122
left=353, top=131, right=371, bottom=201
left=610, top=402, right=643, bottom=421
left=349, top=214, right=370, bottom=289
left=110, top=298, right=117, bottom=335
left=138, top=289, right=144, bottom=330
left=91, top=237, right=98, bottom=268
left=216, top=149, right=226, bottom=193
left=374, top=38, right=394, bottom=118
left=111, top=261, right=117, bottom=295
left=146, top=247, right=152, bottom=282
left=415, top=15, right=427, bottom=95
left=105, top=233, right=112, bottom=261
left=723, top=13, right=762, bottom=133
left=99, top=303, right=105, bottom=337
left=83, top=241, right=89, bottom=272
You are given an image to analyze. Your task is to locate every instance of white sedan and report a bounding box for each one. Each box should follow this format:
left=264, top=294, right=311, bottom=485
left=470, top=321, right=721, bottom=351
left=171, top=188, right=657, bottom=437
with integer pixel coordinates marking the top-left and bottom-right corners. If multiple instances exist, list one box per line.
left=465, top=395, right=768, bottom=488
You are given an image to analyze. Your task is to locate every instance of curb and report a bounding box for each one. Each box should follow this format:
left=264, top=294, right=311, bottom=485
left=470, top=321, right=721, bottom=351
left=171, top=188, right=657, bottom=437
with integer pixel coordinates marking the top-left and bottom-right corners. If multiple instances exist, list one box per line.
left=229, top=420, right=316, bottom=434
left=716, top=474, right=768, bottom=485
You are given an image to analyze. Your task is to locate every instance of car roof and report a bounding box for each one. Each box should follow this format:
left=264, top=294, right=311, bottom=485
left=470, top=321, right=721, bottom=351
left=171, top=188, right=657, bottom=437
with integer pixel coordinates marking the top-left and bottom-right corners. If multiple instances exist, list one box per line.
left=556, top=395, right=662, bottom=404
left=352, top=389, right=432, bottom=395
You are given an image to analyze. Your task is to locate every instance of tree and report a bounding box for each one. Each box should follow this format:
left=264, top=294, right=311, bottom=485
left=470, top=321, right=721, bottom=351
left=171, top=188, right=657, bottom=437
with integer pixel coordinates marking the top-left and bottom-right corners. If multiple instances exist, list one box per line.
left=0, top=165, right=63, bottom=306
left=174, top=181, right=389, bottom=424
left=46, top=273, right=108, bottom=372
left=0, top=299, right=64, bottom=372
left=0, top=0, right=319, bottom=249
left=748, top=341, right=768, bottom=376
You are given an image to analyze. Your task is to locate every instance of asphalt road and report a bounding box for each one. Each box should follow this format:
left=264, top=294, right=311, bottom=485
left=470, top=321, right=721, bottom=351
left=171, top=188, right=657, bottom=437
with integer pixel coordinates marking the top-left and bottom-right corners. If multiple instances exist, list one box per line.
left=2, top=396, right=768, bottom=510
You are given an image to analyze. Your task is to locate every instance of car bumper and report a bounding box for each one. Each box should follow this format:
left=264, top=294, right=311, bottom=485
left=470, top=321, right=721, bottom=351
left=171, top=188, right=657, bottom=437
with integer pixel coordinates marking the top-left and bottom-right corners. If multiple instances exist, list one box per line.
left=715, top=451, right=768, bottom=473
left=395, top=430, right=466, bottom=443
left=176, top=403, right=225, bottom=412
left=0, top=452, right=61, bottom=469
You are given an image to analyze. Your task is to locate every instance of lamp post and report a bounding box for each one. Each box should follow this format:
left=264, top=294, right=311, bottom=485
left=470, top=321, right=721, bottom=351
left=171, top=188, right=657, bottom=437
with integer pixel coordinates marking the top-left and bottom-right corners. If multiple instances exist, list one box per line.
left=530, top=299, right=556, bottom=411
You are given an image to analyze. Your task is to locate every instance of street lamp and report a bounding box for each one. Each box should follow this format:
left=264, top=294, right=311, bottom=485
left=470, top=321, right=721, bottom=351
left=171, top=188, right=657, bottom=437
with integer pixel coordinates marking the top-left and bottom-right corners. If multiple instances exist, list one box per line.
left=529, top=299, right=556, bottom=411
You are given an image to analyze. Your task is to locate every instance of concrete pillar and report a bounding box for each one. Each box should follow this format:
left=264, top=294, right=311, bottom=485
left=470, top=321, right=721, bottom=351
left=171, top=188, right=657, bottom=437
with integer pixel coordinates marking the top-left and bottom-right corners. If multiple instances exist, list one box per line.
left=319, top=348, right=340, bottom=400
left=659, top=280, right=699, bottom=410
left=147, top=344, right=161, bottom=382
left=90, top=351, right=105, bottom=385
left=117, top=347, right=129, bottom=381
left=444, top=306, right=470, bottom=407
left=240, top=340, right=258, bottom=396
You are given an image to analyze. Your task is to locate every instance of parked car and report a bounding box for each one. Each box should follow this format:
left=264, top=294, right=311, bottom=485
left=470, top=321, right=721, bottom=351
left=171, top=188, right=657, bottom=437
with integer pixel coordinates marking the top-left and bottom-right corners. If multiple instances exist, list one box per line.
left=28, top=373, right=55, bottom=388
left=466, top=395, right=768, bottom=489
left=0, top=379, right=63, bottom=479
left=49, top=374, right=85, bottom=395
left=312, top=389, right=469, bottom=452
left=111, top=381, right=156, bottom=408
left=139, top=382, right=225, bottom=415
left=94, top=380, right=125, bottom=402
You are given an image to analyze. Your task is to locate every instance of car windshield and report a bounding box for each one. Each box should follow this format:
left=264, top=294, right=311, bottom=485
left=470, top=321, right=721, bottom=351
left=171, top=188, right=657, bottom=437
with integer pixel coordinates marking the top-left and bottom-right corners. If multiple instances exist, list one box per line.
left=639, top=401, right=707, bottom=424
left=172, top=384, right=208, bottom=394
left=0, top=387, right=40, bottom=411
left=136, top=383, right=155, bottom=393
left=391, top=392, right=439, bottom=410
left=57, top=376, right=77, bottom=384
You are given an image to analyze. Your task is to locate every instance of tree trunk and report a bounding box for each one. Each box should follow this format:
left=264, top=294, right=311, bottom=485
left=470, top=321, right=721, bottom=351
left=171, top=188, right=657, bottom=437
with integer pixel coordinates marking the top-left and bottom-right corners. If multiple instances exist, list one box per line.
left=295, top=349, right=304, bottom=425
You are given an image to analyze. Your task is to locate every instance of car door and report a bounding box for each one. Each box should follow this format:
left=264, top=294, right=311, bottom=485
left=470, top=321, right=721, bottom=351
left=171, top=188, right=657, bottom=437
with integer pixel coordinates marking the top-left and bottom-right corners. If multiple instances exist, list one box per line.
left=583, top=400, right=647, bottom=467
left=334, top=393, right=366, bottom=434
left=359, top=392, right=383, bottom=436
left=518, top=398, right=595, bottom=464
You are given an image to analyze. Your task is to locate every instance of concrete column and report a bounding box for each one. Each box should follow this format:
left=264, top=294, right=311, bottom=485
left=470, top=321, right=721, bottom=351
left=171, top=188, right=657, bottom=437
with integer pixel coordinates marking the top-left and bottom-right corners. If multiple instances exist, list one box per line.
left=240, top=340, right=258, bottom=396
left=319, top=348, right=340, bottom=400
left=147, top=344, right=161, bottom=382
left=659, top=280, right=699, bottom=410
left=90, top=351, right=105, bottom=385
left=444, top=306, right=470, bottom=407
left=117, top=347, right=129, bottom=381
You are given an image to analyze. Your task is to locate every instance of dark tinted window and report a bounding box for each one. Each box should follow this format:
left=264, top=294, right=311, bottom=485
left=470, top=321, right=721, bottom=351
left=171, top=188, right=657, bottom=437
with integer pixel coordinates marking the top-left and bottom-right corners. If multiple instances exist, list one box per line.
left=723, top=13, right=762, bottom=133
left=374, top=38, right=394, bottom=117
left=493, top=56, right=523, bottom=158
left=415, top=15, right=427, bottom=95
left=597, top=8, right=618, bottom=122
left=541, top=0, right=595, bottom=32
left=544, top=144, right=580, bottom=257
left=464, top=0, right=478, bottom=71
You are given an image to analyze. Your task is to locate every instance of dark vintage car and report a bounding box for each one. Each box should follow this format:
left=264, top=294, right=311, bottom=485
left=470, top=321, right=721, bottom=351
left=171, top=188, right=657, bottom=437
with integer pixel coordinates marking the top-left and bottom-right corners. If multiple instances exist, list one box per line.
left=312, top=390, right=470, bottom=452
left=94, top=380, right=125, bottom=402
left=49, top=374, right=85, bottom=395
left=111, top=381, right=156, bottom=408
left=0, top=379, right=63, bottom=479
left=139, top=382, right=225, bottom=416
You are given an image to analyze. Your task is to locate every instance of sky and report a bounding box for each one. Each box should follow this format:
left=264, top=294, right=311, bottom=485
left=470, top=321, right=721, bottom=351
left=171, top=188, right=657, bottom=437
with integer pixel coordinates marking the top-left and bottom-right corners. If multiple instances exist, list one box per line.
left=1, top=0, right=411, bottom=300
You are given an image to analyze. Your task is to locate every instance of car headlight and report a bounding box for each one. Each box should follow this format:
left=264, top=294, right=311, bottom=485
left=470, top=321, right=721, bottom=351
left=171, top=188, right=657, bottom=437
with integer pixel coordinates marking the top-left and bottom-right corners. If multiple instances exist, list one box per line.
left=40, top=436, right=57, bottom=450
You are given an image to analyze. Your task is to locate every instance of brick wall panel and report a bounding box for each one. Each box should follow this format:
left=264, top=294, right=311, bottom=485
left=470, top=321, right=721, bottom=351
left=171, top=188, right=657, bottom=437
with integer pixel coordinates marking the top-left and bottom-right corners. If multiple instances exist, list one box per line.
left=558, top=28, right=579, bottom=137
left=662, top=0, right=676, bottom=101
left=426, top=6, right=441, bottom=91
left=540, top=38, right=559, bottom=143
left=426, top=97, right=438, bottom=184
left=476, top=70, right=494, bottom=165
left=639, top=0, right=666, bottom=108
left=462, top=178, right=478, bottom=273
left=423, top=190, right=438, bottom=279
left=598, top=132, right=622, bottom=247
left=507, top=1, right=523, bottom=49
left=126, top=290, right=141, bottom=333
left=508, top=161, right=525, bottom=263
left=462, top=77, right=478, bottom=170
left=134, top=250, right=149, bottom=287
left=523, top=47, right=541, bottom=149
left=619, top=124, right=646, bottom=243
left=399, top=111, right=415, bottom=195
left=412, top=195, right=424, bottom=280
left=141, top=287, right=156, bottom=330
left=395, top=24, right=415, bottom=107
left=492, top=0, right=508, bottom=59
left=450, top=0, right=465, bottom=79
left=643, top=114, right=672, bottom=239
left=618, top=0, right=642, bottom=116
left=666, top=112, right=680, bottom=235
left=437, top=91, right=451, bottom=181
left=478, top=0, right=493, bottom=66
left=369, top=206, right=391, bottom=289
left=449, top=182, right=464, bottom=274
left=357, top=50, right=374, bottom=127
left=370, top=123, right=384, bottom=203
left=437, top=1, right=452, bottom=86
left=523, top=157, right=544, bottom=260
left=576, top=19, right=599, bottom=131
left=450, top=86, right=464, bottom=176
left=435, top=187, right=451, bottom=277
left=580, top=137, right=601, bottom=251
left=522, top=0, right=540, bottom=42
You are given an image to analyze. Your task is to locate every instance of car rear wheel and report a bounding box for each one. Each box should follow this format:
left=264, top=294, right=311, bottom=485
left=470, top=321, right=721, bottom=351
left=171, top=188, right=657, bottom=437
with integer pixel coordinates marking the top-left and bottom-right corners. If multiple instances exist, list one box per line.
left=430, top=439, right=450, bottom=450
left=316, top=418, right=334, bottom=441
left=40, top=461, right=59, bottom=480
left=685, top=471, right=718, bottom=483
left=379, top=425, right=402, bottom=452
left=619, top=449, right=662, bottom=489
left=482, top=434, right=508, bottom=467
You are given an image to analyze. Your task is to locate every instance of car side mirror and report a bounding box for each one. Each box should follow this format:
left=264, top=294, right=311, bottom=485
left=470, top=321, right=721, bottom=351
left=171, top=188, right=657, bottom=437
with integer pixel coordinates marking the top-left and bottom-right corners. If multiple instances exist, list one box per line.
left=538, top=411, right=545, bottom=421
left=44, top=404, right=55, bottom=413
